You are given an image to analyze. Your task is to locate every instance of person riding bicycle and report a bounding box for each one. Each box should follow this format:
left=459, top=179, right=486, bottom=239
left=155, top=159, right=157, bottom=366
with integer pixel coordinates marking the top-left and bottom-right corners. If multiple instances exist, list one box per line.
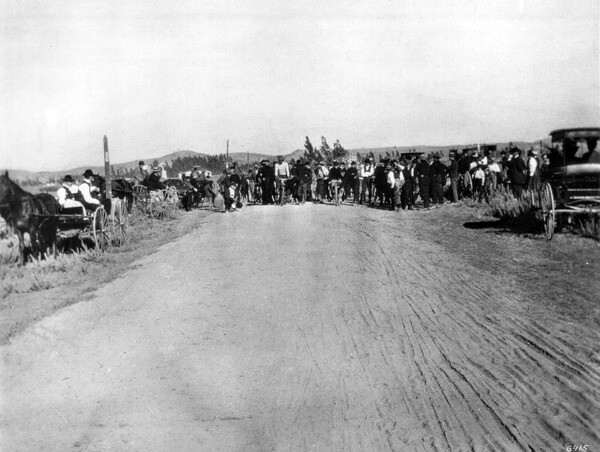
left=274, top=155, right=290, bottom=204
left=328, top=160, right=343, bottom=204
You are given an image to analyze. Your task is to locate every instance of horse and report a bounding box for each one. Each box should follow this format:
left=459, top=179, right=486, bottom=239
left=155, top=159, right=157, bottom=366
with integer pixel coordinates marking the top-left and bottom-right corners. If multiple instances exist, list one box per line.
left=0, top=172, right=60, bottom=264
left=95, top=175, right=135, bottom=213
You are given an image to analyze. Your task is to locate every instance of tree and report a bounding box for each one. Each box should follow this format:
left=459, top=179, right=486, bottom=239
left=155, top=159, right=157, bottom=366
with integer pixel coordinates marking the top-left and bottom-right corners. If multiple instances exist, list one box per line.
left=304, top=136, right=314, bottom=153
left=320, top=136, right=333, bottom=162
left=332, top=139, right=349, bottom=161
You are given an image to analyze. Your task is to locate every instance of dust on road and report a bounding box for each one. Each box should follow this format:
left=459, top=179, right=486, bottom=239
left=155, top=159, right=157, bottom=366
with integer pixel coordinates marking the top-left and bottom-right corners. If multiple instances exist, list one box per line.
left=2, top=204, right=599, bottom=451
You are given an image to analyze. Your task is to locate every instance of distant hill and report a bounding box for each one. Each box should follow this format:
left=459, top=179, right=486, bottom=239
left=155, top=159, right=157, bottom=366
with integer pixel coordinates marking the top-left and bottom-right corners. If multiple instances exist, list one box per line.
left=2, top=140, right=545, bottom=184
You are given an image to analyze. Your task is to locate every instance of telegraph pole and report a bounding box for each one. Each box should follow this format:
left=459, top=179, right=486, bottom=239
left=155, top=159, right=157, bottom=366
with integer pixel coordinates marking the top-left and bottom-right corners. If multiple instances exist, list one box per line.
left=103, top=135, right=112, bottom=200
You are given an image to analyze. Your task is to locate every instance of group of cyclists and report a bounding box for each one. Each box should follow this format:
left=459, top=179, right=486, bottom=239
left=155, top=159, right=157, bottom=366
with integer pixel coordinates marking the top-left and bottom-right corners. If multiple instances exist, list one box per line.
left=134, top=146, right=549, bottom=214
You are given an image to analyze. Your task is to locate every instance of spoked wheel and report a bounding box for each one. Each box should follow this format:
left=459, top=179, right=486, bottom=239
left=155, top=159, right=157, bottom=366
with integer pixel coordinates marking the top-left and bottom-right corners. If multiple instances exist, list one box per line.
left=111, top=198, right=129, bottom=246
left=133, top=185, right=149, bottom=212
left=539, top=182, right=555, bottom=240
left=529, top=189, right=538, bottom=209
left=92, top=207, right=111, bottom=250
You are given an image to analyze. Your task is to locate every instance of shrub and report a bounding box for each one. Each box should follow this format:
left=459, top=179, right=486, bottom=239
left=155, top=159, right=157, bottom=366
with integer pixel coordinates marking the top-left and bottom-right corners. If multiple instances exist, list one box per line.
left=573, top=213, right=600, bottom=241
left=486, top=187, right=534, bottom=219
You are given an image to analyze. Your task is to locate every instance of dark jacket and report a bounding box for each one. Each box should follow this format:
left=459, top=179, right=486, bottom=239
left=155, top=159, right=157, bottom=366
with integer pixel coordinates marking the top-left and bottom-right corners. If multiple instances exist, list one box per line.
left=457, top=156, right=470, bottom=174
left=448, top=160, right=459, bottom=179
left=145, top=173, right=166, bottom=191
left=508, top=156, right=527, bottom=185
left=297, top=166, right=313, bottom=184
left=415, top=161, right=430, bottom=180
left=329, top=167, right=343, bottom=180
left=431, top=160, right=446, bottom=183
left=256, top=166, right=273, bottom=183
left=402, top=167, right=414, bottom=184
left=344, top=167, right=358, bottom=184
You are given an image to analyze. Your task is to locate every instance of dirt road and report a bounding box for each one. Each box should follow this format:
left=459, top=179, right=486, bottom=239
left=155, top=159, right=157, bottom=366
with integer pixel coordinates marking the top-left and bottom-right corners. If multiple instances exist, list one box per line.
left=2, top=204, right=599, bottom=451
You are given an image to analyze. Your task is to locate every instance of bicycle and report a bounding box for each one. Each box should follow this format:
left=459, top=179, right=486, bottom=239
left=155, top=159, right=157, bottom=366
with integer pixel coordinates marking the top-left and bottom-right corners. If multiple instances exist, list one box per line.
left=331, top=179, right=342, bottom=206
left=253, top=183, right=262, bottom=204
left=277, top=177, right=287, bottom=206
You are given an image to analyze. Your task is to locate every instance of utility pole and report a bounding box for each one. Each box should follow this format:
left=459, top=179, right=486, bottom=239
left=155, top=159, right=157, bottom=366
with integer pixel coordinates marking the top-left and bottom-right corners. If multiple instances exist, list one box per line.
left=103, top=135, right=112, bottom=200
left=226, top=139, right=229, bottom=168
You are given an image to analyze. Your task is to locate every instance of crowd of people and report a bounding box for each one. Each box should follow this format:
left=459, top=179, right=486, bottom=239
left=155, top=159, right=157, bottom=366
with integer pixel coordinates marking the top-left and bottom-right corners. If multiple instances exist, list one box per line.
left=177, top=146, right=548, bottom=212
left=54, top=146, right=549, bottom=215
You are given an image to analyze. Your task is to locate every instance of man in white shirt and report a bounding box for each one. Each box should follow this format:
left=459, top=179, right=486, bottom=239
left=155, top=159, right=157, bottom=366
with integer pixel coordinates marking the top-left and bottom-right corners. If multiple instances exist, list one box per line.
left=138, top=161, right=151, bottom=181
left=56, top=175, right=84, bottom=211
left=79, top=169, right=101, bottom=212
left=273, top=155, right=290, bottom=205
left=274, top=155, right=290, bottom=179
left=527, top=149, right=539, bottom=191
left=488, top=158, right=501, bottom=191
left=360, top=158, right=375, bottom=204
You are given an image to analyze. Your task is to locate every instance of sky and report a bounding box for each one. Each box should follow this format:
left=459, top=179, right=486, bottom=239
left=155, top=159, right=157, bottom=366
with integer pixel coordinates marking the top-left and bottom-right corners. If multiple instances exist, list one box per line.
left=1, top=0, right=598, bottom=171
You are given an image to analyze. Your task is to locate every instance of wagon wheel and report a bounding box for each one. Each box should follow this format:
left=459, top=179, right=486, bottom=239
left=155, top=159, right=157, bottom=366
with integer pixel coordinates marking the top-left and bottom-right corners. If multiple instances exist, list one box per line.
left=148, top=199, right=163, bottom=219
left=133, top=185, right=149, bottom=212
left=462, top=172, right=473, bottom=197
left=92, top=207, right=111, bottom=250
left=111, top=199, right=129, bottom=246
left=539, top=182, right=555, bottom=240
left=163, top=187, right=180, bottom=217
left=529, top=189, right=538, bottom=209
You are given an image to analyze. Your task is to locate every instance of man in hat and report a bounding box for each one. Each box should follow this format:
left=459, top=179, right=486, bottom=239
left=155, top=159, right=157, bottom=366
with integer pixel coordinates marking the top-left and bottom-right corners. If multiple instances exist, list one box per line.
left=430, top=153, right=446, bottom=206
left=360, top=157, right=375, bottom=204
left=57, top=175, right=84, bottom=210
left=297, top=160, right=313, bottom=204
left=344, top=161, right=359, bottom=204
left=508, top=147, right=526, bottom=198
left=448, top=153, right=459, bottom=203
left=415, top=154, right=431, bottom=209
left=526, top=148, right=540, bottom=192
left=400, top=159, right=415, bottom=210
left=373, top=159, right=387, bottom=207
left=78, top=169, right=102, bottom=211
left=189, top=166, right=203, bottom=188
left=328, top=160, right=343, bottom=204
left=274, top=156, right=290, bottom=205
left=256, top=159, right=274, bottom=204
left=138, top=161, right=151, bottom=181
left=315, top=161, right=328, bottom=203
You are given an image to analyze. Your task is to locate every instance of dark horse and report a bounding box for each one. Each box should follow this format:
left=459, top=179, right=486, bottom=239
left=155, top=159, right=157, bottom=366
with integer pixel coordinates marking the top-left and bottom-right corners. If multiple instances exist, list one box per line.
left=95, top=175, right=135, bottom=213
left=0, top=172, right=61, bottom=264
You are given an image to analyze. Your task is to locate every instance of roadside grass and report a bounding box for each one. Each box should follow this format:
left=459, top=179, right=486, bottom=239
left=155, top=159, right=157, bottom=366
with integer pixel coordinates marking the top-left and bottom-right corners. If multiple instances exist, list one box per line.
left=0, top=207, right=210, bottom=344
left=457, top=187, right=600, bottom=240
left=485, top=187, right=534, bottom=218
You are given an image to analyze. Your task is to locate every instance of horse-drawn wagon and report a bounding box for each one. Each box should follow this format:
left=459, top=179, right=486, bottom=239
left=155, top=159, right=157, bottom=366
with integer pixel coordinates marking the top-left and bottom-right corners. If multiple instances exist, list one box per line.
left=53, top=199, right=129, bottom=250
left=538, top=127, right=600, bottom=239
